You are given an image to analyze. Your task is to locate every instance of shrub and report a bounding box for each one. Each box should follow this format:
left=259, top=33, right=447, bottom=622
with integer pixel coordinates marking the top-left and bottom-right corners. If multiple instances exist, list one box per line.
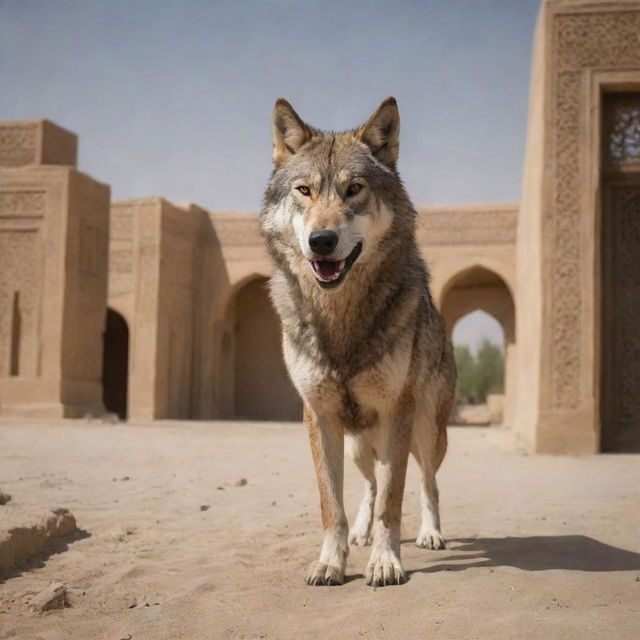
left=453, top=338, right=504, bottom=405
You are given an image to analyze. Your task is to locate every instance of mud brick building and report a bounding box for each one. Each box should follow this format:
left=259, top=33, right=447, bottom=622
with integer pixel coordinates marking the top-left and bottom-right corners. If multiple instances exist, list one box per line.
left=0, top=121, right=109, bottom=418
left=1, top=0, right=639, bottom=454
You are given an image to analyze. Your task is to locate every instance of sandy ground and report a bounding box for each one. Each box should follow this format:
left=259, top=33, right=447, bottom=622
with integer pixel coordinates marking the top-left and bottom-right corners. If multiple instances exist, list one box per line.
left=0, top=420, right=639, bottom=640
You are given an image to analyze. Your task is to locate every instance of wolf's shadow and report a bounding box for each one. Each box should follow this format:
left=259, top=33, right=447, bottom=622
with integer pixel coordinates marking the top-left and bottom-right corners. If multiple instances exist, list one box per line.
left=407, top=535, right=640, bottom=574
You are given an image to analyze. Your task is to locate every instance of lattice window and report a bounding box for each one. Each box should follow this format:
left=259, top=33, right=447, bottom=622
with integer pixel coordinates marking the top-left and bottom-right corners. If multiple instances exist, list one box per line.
left=603, top=93, right=640, bottom=168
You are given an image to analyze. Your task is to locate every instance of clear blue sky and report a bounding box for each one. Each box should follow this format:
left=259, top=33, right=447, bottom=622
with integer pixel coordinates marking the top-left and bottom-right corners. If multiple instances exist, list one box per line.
left=1, top=0, right=540, bottom=213
left=1, top=0, right=539, bottom=350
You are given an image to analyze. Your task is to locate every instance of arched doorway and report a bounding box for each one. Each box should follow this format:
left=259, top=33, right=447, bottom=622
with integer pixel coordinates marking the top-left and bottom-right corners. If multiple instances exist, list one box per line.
left=102, top=308, right=129, bottom=420
left=440, top=266, right=516, bottom=426
left=228, top=277, right=301, bottom=421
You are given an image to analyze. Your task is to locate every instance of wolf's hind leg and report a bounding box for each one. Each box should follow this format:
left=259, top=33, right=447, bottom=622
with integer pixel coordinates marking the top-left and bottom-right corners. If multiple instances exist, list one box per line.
left=411, top=417, right=446, bottom=550
left=415, top=462, right=445, bottom=550
left=346, top=434, right=376, bottom=546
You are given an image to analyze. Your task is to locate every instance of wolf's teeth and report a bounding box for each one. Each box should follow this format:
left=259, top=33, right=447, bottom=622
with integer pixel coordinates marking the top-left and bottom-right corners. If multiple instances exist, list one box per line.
left=338, top=260, right=345, bottom=271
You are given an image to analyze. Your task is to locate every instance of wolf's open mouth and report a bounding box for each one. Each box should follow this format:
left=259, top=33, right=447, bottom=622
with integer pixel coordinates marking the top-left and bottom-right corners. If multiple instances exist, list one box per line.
left=311, top=242, right=362, bottom=289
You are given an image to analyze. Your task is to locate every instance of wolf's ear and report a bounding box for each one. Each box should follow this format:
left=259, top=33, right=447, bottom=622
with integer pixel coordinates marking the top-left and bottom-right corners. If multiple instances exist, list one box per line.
left=357, top=97, right=400, bottom=168
left=272, top=98, right=311, bottom=166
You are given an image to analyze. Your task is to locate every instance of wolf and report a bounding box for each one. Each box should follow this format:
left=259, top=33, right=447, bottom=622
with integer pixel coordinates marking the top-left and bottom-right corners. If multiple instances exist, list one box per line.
left=260, top=97, right=456, bottom=587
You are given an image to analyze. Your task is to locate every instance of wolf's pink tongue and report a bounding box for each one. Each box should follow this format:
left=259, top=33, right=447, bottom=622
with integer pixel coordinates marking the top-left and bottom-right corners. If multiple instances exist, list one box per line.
left=316, top=261, right=339, bottom=280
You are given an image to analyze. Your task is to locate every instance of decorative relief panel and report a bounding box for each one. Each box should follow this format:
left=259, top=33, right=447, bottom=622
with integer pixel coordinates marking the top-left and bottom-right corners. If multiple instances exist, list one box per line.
left=111, top=209, right=133, bottom=241
left=109, top=208, right=134, bottom=296
left=79, top=221, right=103, bottom=277
left=75, top=185, right=108, bottom=303
left=110, top=249, right=133, bottom=274
left=0, top=188, right=47, bottom=375
left=0, top=190, right=46, bottom=230
left=0, top=124, right=38, bottom=167
left=556, top=11, right=640, bottom=72
left=135, top=201, right=162, bottom=322
left=0, top=230, right=44, bottom=378
left=549, top=9, right=640, bottom=410
left=417, top=208, right=517, bottom=246
left=137, top=239, right=159, bottom=320
left=0, top=187, right=46, bottom=377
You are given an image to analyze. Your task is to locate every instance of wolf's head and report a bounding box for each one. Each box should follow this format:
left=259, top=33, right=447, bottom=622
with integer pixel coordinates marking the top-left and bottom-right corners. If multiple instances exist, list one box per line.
left=261, top=97, right=416, bottom=293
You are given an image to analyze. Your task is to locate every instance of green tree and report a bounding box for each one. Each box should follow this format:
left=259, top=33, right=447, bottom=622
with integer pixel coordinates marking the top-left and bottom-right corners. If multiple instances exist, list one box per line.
left=453, top=344, right=476, bottom=403
left=474, top=338, right=504, bottom=402
left=453, top=339, right=505, bottom=406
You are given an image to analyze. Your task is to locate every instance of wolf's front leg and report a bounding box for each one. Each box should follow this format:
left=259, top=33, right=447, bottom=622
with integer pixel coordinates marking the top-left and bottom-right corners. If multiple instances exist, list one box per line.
left=366, top=397, right=413, bottom=586
left=304, top=406, right=349, bottom=586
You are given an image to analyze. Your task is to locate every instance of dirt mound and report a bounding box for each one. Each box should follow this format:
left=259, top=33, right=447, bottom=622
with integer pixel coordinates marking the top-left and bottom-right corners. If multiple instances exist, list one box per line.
left=0, top=506, right=77, bottom=575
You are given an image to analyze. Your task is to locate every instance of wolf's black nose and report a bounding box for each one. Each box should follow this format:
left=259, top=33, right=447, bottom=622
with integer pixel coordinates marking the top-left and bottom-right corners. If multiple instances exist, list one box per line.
left=309, top=230, right=338, bottom=256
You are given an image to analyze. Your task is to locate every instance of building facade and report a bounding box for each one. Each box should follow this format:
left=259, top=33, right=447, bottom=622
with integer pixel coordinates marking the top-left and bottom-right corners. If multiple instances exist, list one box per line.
left=1, top=0, right=639, bottom=453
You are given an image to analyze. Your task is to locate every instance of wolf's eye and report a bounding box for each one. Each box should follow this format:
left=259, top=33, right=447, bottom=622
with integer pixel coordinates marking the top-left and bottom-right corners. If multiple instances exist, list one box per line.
left=296, top=185, right=311, bottom=196
left=346, top=183, right=362, bottom=197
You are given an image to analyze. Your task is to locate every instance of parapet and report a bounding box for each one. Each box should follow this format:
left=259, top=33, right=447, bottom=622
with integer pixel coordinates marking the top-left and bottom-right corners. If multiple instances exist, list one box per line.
left=0, top=120, right=77, bottom=168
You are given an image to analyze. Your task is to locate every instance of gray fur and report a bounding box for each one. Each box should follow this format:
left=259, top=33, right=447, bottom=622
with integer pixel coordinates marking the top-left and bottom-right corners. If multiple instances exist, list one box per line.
left=260, top=97, right=456, bottom=587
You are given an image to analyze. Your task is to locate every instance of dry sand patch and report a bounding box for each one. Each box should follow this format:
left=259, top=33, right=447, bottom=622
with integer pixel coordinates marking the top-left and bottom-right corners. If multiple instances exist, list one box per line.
left=0, top=420, right=639, bottom=640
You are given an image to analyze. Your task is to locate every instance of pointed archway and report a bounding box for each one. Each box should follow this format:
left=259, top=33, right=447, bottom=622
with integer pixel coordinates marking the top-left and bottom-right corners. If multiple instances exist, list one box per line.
left=440, top=266, right=516, bottom=426
left=224, top=276, right=301, bottom=421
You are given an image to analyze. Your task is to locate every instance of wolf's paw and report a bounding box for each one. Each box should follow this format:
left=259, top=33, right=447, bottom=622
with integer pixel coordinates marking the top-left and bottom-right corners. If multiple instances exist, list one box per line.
left=365, top=550, right=407, bottom=587
left=348, top=528, right=372, bottom=547
left=416, top=530, right=446, bottom=550
left=305, top=561, right=344, bottom=586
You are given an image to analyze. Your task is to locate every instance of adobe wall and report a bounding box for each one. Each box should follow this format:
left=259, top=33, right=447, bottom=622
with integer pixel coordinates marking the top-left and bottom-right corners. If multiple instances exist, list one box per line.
left=233, top=277, right=302, bottom=421
left=108, top=198, right=221, bottom=420
left=0, top=121, right=109, bottom=417
left=417, top=204, right=518, bottom=303
left=417, top=205, right=518, bottom=428
left=6, top=0, right=639, bottom=454
left=203, top=205, right=518, bottom=423
left=205, top=204, right=519, bottom=309
left=517, top=0, right=640, bottom=453
left=0, top=120, right=521, bottom=427
left=205, top=213, right=274, bottom=419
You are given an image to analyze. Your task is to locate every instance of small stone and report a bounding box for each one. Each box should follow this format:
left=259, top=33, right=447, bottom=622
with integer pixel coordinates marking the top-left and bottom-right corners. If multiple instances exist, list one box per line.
left=216, top=485, right=224, bottom=491
left=29, top=583, right=70, bottom=612
left=234, top=478, right=247, bottom=487
left=117, top=526, right=135, bottom=542
left=121, top=476, right=130, bottom=481
left=200, top=505, right=210, bottom=511
left=0, top=491, right=11, bottom=505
